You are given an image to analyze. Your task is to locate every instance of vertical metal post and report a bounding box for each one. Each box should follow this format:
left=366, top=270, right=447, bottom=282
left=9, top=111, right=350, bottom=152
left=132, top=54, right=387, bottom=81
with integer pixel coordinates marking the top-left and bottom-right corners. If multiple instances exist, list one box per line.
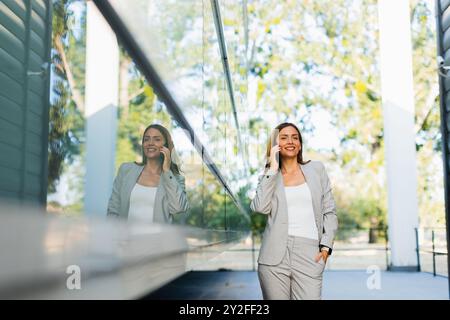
left=385, top=226, right=390, bottom=270
left=434, top=0, right=450, bottom=297
left=251, top=232, right=255, bottom=272
left=415, top=227, right=421, bottom=272
left=432, top=229, right=436, bottom=276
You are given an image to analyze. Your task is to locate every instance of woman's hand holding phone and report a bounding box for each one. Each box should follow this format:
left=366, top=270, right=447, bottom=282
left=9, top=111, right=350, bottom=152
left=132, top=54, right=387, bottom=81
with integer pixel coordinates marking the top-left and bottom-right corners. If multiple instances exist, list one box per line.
left=269, top=145, right=280, bottom=172
left=160, top=146, right=171, bottom=172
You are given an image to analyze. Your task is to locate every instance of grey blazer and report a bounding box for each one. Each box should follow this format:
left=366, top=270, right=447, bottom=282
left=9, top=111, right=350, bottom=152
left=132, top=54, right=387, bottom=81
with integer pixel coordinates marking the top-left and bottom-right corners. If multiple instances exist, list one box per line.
left=250, top=160, right=338, bottom=266
left=107, top=162, right=189, bottom=223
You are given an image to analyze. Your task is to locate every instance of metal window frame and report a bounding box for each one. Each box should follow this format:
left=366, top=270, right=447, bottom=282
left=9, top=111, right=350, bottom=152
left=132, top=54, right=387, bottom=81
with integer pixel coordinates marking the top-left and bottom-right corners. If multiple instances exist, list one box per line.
left=210, top=0, right=248, bottom=172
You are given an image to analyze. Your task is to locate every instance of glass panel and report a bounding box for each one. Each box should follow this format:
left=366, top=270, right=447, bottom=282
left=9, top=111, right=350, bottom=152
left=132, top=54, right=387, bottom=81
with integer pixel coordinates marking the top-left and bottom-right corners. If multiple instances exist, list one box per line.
left=107, top=0, right=247, bottom=186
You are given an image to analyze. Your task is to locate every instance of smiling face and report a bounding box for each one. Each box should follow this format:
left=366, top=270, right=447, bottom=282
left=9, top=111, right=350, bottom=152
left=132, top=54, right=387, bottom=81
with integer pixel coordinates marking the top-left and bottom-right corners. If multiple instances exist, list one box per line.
left=278, top=125, right=301, bottom=159
left=143, top=128, right=166, bottom=160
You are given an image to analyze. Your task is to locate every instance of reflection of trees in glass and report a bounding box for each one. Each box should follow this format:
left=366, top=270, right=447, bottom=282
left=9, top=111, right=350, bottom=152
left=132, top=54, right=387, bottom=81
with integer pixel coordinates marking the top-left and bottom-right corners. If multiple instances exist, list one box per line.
left=123, top=1, right=250, bottom=230
left=184, top=171, right=224, bottom=229
left=110, top=0, right=248, bottom=230
left=143, top=0, right=247, bottom=186
left=169, top=159, right=251, bottom=231
left=48, top=0, right=85, bottom=203
left=115, top=49, right=171, bottom=171
left=225, top=184, right=252, bottom=231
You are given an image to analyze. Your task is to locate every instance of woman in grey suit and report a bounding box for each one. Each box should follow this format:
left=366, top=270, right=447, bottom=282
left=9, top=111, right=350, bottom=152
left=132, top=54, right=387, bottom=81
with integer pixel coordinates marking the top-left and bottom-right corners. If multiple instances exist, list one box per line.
left=107, top=124, right=189, bottom=223
left=250, top=122, right=338, bottom=300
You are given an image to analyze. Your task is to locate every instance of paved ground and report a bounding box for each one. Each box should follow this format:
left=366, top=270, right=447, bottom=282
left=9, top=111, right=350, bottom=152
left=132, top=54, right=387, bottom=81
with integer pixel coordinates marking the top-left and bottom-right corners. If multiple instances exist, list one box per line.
left=322, top=270, right=448, bottom=300
left=144, top=270, right=449, bottom=300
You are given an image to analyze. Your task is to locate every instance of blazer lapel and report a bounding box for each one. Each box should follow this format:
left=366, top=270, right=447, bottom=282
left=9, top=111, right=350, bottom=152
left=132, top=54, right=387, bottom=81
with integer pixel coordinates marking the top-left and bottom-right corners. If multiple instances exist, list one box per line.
left=300, top=163, right=322, bottom=229
left=276, top=172, right=288, bottom=223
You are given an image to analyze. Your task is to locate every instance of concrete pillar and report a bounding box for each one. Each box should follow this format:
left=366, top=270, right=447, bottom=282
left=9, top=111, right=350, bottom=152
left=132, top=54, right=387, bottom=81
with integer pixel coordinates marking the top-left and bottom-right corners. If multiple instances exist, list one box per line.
left=378, top=0, right=419, bottom=270
left=84, top=3, right=119, bottom=216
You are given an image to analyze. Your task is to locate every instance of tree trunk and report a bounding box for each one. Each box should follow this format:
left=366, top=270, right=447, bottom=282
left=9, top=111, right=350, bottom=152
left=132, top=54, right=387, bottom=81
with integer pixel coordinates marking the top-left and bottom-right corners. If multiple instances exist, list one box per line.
left=369, top=227, right=378, bottom=244
left=54, top=34, right=85, bottom=113
left=119, top=54, right=131, bottom=119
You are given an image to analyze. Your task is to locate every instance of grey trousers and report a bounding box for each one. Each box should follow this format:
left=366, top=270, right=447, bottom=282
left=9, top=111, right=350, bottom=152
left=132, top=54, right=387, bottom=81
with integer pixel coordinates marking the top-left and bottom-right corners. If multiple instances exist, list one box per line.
left=258, top=235, right=325, bottom=300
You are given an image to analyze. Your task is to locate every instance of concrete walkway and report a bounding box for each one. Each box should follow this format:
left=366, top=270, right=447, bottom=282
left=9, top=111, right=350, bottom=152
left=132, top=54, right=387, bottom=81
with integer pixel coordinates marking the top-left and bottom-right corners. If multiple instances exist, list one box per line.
left=145, top=270, right=449, bottom=300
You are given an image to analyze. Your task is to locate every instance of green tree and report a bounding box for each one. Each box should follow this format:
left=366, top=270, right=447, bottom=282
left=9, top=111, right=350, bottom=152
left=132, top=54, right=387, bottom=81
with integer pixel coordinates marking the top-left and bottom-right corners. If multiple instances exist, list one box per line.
left=48, top=0, right=85, bottom=195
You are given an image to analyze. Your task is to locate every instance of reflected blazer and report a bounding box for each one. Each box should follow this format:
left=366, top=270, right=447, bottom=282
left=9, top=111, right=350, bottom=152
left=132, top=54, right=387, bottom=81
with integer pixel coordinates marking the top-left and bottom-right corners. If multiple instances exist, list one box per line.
left=107, top=162, right=189, bottom=223
left=250, top=160, right=338, bottom=266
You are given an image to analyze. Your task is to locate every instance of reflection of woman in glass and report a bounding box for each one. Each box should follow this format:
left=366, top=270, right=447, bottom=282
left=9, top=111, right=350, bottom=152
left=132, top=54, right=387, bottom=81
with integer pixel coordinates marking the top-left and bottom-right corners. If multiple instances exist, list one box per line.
left=250, top=122, right=338, bottom=300
left=107, top=124, right=189, bottom=223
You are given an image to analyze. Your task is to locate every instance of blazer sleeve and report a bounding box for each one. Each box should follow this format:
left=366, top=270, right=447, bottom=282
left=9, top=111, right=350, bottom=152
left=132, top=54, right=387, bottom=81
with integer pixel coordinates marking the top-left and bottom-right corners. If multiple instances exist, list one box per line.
left=250, top=168, right=279, bottom=215
left=319, top=162, right=338, bottom=253
left=107, top=163, right=126, bottom=218
left=161, top=170, right=190, bottom=215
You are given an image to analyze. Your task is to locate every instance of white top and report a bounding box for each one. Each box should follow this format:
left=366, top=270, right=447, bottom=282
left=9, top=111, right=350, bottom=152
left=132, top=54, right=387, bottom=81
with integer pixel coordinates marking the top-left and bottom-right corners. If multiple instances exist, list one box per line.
left=284, top=183, right=319, bottom=240
left=128, top=183, right=157, bottom=223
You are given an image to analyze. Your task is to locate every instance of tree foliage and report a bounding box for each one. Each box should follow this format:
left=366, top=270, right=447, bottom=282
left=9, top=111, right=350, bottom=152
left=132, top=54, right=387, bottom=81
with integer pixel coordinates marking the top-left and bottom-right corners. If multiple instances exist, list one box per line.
left=48, top=0, right=85, bottom=194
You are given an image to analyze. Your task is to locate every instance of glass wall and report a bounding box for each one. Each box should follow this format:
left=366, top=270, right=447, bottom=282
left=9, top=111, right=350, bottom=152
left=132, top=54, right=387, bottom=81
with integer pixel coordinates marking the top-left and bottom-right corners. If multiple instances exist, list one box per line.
left=44, top=0, right=251, bottom=271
